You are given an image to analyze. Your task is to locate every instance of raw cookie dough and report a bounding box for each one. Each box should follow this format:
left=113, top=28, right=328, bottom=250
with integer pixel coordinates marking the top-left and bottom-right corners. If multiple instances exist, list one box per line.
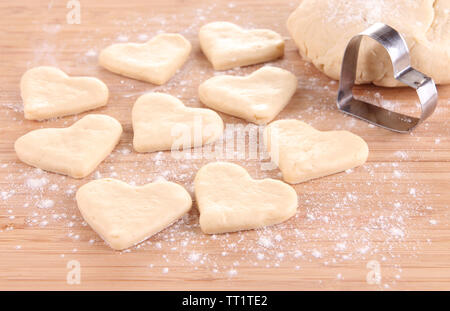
left=21, top=66, right=109, bottom=120
left=287, top=0, right=450, bottom=86
left=199, top=22, right=284, bottom=70
left=194, top=162, right=298, bottom=234
left=76, top=178, right=192, bottom=250
left=132, top=93, right=223, bottom=153
left=264, top=120, right=369, bottom=184
left=99, top=33, right=191, bottom=85
left=15, top=114, right=122, bottom=178
left=198, top=66, right=297, bottom=125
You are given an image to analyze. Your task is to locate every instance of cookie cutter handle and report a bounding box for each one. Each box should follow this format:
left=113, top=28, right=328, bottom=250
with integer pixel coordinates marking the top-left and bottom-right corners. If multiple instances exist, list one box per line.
left=337, top=23, right=438, bottom=133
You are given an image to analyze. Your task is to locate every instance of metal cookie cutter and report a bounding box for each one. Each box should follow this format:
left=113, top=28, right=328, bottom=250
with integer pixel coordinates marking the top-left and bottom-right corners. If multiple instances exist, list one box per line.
left=337, top=23, right=438, bottom=133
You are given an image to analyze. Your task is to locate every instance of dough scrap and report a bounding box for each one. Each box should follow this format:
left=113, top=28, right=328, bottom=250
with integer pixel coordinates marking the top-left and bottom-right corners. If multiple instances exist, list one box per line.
left=198, top=66, right=297, bottom=125
left=287, top=0, right=450, bottom=86
left=132, top=93, right=223, bottom=153
left=199, top=22, right=284, bottom=70
left=76, top=178, right=192, bottom=250
left=21, top=66, right=109, bottom=120
left=15, top=114, right=122, bottom=178
left=194, top=162, right=298, bottom=234
left=264, top=120, right=369, bottom=184
left=99, top=33, right=191, bottom=85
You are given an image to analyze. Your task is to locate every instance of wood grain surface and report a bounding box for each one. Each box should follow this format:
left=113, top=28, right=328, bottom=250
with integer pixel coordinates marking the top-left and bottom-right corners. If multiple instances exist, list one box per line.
left=0, top=0, right=449, bottom=291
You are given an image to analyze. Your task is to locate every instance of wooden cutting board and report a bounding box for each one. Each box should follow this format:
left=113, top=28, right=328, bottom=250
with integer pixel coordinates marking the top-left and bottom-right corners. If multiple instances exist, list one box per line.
left=0, top=0, right=449, bottom=290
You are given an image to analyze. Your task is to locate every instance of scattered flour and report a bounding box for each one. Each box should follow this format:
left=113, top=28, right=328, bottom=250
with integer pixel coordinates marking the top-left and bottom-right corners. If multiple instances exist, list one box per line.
left=390, top=227, right=405, bottom=238
left=116, top=35, right=128, bottom=42
left=311, top=250, right=322, bottom=258
left=26, top=177, right=49, bottom=189
left=394, top=151, right=408, bottom=159
left=36, top=199, right=54, bottom=209
left=138, top=34, right=149, bottom=41
left=228, top=269, right=238, bottom=277
left=258, top=236, right=273, bottom=248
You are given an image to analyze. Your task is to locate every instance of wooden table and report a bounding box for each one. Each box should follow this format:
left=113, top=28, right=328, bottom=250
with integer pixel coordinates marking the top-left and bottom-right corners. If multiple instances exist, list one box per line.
left=0, top=0, right=449, bottom=291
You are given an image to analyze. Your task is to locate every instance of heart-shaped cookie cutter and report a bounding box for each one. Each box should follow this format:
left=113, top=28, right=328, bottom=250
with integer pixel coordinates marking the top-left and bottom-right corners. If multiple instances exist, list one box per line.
left=337, top=23, right=438, bottom=133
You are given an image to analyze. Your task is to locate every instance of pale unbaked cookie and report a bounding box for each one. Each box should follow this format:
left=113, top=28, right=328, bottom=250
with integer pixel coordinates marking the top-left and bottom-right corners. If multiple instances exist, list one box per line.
left=287, top=0, right=450, bottom=86
left=99, top=33, right=191, bottom=85
left=264, top=120, right=369, bottom=184
left=194, top=162, right=298, bottom=234
left=76, top=178, right=192, bottom=250
left=132, top=93, right=223, bottom=153
left=15, top=114, right=122, bottom=178
left=199, top=22, right=284, bottom=70
left=198, top=66, right=297, bottom=125
left=21, top=66, right=109, bottom=120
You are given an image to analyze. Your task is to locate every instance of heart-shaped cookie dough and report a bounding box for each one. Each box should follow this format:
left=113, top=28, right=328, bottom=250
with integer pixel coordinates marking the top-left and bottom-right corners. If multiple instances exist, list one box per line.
left=198, top=66, right=297, bottom=124
left=199, top=22, right=284, bottom=70
left=132, top=92, right=223, bottom=153
left=99, top=33, right=191, bottom=85
left=194, top=162, right=298, bottom=234
left=15, top=114, right=122, bottom=178
left=21, top=66, right=109, bottom=120
left=264, top=120, right=369, bottom=184
left=76, top=178, right=192, bottom=250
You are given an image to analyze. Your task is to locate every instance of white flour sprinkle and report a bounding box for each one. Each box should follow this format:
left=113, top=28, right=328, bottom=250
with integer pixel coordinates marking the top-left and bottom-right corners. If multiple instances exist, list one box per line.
left=358, top=246, right=370, bottom=254
left=394, top=151, right=408, bottom=159
left=119, top=148, right=131, bottom=155
left=187, top=252, right=201, bottom=263
left=37, top=199, right=54, bottom=209
left=294, top=250, right=303, bottom=258
left=85, top=49, right=97, bottom=57
left=138, top=34, right=149, bottom=41
left=1, top=190, right=15, bottom=200
left=390, top=227, right=404, bottom=238
left=26, top=177, right=48, bottom=189
left=335, top=242, right=347, bottom=251
left=49, top=184, right=59, bottom=191
left=116, top=35, right=128, bottom=42
left=258, top=236, right=273, bottom=248
left=228, top=269, right=238, bottom=277
left=311, top=250, right=322, bottom=258
left=274, top=234, right=283, bottom=242
left=393, top=170, right=402, bottom=178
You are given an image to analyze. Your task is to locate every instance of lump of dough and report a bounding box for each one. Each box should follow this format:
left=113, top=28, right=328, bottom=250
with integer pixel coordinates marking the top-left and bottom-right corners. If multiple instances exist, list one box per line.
left=76, top=178, right=192, bottom=250
left=99, top=33, right=191, bottom=85
left=132, top=92, right=224, bottom=153
left=15, top=114, right=122, bottom=178
left=287, top=0, right=450, bottom=86
left=198, top=66, right=297, bottom=125
left=21, top=66, right=109, bottom=120
left=264, top=119, right=369, bottom=184
left=194, top=162, right=298, bottom=234
left=199, top=22, right=284, bottom=70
